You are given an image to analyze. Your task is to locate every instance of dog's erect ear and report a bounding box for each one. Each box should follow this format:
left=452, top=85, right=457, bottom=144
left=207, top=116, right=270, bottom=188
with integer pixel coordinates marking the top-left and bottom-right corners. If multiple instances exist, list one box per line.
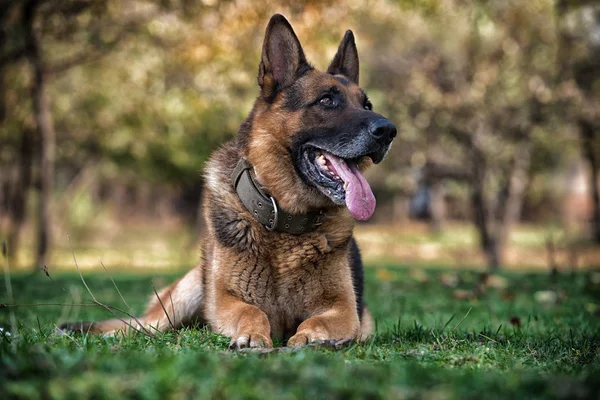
left=327, top=30, right=359, bottom=85
left=258, top=14, right=310, bottom=98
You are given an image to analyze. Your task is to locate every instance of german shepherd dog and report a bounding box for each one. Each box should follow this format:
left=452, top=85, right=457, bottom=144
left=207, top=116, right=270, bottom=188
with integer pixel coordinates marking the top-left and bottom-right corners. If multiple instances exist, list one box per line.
left=61, top=14, right=396, bottom=348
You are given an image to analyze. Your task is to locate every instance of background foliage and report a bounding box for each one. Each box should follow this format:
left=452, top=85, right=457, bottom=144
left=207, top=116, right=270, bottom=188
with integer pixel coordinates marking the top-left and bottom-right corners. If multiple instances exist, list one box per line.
left=0, top=0, right=599, bottom=270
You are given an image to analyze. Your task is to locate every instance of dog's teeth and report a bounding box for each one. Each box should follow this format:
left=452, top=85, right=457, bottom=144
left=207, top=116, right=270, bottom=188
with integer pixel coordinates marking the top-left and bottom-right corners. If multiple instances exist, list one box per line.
left=317, top=155, right=326, bottom=165
left=344, top=181, right=349, bottom=190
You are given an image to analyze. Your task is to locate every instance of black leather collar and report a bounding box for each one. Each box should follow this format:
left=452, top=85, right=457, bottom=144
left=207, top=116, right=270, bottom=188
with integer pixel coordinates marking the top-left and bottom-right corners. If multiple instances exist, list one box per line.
left=231, top=158, right=323, bottom=234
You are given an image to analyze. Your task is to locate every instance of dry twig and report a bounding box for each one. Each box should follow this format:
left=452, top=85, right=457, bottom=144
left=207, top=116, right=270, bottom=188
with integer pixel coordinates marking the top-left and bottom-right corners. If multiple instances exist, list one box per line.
left=67, top=235, right=151, bottom=337
left=151, top=281, right=176, bottom=330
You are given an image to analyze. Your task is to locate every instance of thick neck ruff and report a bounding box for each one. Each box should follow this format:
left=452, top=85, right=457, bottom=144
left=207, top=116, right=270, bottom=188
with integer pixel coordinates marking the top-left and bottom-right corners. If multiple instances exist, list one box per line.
left=231, top=158, right=323, bottom=234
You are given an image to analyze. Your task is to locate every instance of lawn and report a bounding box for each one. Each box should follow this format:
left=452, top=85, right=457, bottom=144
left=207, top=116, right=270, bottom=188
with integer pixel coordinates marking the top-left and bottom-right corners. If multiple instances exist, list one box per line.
left=1, top=264, right=599, bottom=399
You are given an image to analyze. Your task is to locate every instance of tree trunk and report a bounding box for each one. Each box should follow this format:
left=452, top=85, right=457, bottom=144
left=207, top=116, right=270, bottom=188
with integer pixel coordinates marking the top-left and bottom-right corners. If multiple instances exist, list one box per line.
left=579, top=119, right=600, bottom=244
left=25, top=1, right=56, bottom=268
left=497, top=143, right=532, bottom=259
left=470, top=151, right=501, bottom=270
left=429, top=182, right=446, bottom=233
left=6, top=128, right=34, bottom=260
left=32, top=57, right=56, bottom=269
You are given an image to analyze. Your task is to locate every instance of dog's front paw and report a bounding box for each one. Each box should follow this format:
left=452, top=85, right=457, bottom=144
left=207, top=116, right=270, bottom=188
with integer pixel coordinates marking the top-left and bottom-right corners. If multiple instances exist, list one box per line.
left=287, top=328, right=329, bottom=347
left=228, top=332, right=273, bottom=350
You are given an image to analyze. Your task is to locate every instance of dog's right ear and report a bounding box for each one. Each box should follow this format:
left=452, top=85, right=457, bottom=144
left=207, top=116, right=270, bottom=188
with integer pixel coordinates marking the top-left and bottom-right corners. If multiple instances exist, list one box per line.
left=258, top=14, right=310, bottom=99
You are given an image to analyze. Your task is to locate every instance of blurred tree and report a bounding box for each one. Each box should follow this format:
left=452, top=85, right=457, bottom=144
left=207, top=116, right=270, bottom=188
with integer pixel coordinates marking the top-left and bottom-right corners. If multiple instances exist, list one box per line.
left=0, top=2, right=34, bottom=260
left=24, top=0, right=58, bottom=270
left=360, top=0, right=562, bottom=269
left=0, top=0, right=594, bottom=269
left=0, top=0, right=162, bottom=267
left=556, top=0, right=600, bottom=244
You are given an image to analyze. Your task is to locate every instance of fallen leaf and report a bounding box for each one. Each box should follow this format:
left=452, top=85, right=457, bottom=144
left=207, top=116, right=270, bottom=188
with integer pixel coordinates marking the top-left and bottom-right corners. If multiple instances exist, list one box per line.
left=585, top=303, right=599, bottom=314
left=409, top=268, right=429, bottom=283
left=453, top=289, right=474, bottom=300
left=376, top=268, right=394, bottom=282
left=440, top=273, right=460, bottom=288
left=485, top=275, right=509, bottom=289
left=500, top=290, right=516, bottom=301
left=534, top=290, right=558, bottom=306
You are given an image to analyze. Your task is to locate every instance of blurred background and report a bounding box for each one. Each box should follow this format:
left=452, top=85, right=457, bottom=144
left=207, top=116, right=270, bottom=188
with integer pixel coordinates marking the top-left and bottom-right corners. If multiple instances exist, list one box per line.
left=0, top=0, right=599, bottom=272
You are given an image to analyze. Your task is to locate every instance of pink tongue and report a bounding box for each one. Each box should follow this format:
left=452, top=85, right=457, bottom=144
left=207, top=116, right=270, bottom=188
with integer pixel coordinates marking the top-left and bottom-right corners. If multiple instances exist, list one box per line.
left=325, top=155, right=376, bottom=221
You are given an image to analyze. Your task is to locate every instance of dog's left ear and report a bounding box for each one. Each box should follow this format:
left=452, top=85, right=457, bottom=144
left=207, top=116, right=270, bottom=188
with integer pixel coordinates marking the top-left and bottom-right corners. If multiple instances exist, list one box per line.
left=327, top=30, right=359, bottom=85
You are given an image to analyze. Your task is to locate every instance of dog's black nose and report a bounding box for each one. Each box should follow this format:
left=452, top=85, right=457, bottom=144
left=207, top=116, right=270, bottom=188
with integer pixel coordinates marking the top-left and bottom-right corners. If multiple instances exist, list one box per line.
left=369, top=119, right=397, bottom=143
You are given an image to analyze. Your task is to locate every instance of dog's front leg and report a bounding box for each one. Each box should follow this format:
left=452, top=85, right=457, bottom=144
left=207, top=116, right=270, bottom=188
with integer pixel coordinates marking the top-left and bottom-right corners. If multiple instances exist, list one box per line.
left=212, top=291, right=273, bottom=349
left=287, top=299, right=360, bottom=346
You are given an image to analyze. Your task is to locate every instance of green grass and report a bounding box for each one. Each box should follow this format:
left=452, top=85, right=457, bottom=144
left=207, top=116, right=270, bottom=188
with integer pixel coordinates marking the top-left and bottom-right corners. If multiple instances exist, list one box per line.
left=1, top=265, right=600, bottom=399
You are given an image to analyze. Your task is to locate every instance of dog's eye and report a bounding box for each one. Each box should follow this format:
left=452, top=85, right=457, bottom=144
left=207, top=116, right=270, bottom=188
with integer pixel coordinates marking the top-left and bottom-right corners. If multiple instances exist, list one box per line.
left=319, top=96, right=333, bottom=106
left=364, top=101, right=373, bottom=111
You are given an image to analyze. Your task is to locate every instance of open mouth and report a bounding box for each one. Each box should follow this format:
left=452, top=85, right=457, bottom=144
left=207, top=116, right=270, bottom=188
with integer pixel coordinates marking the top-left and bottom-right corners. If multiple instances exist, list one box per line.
left=299, top=147, right=376, bottom=221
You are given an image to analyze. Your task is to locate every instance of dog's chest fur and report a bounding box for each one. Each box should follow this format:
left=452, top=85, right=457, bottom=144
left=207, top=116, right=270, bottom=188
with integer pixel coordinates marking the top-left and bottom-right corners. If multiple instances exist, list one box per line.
left=222, top=233, right=347, bottom=335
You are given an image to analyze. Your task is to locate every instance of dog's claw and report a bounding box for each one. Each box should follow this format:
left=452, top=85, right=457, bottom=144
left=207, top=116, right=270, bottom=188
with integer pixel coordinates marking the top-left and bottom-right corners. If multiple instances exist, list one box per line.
left=228, top=333, right=272, bottom=350
left=287, top=329, right=329, bottom=347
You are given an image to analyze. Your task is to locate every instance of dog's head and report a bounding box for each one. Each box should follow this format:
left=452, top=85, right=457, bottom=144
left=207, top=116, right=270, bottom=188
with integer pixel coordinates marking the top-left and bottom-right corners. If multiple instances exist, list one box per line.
left=241, top=14, right=396, bottom=221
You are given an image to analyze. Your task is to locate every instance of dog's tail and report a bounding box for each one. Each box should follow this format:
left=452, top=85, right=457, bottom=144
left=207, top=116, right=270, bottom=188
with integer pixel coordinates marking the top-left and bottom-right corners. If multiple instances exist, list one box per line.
left=58, top=267, right=205, bottom=336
